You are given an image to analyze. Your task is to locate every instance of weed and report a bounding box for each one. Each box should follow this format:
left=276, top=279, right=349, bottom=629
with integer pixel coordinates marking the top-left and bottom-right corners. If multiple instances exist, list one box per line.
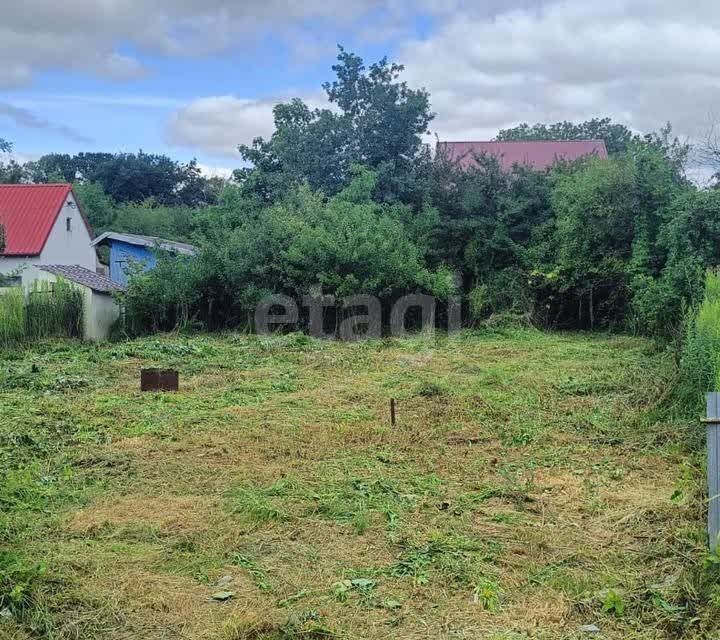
left=232, top=553, right=272, bottom=592
left=601, top=589, right=626, bottom=617
left=473, top=577, right=502, bottom=611
left=230, top=487, right=290, bottom=524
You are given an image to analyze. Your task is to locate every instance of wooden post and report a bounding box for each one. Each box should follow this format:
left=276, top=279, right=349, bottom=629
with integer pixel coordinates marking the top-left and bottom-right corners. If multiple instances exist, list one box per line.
left=705, top=393, right=720, bottom=551
left=390, top=398, right=396, bottom=427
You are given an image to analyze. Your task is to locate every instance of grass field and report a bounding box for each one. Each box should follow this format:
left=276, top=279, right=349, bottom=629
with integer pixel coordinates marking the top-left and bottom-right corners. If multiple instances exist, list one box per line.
left=0, top=329, right=716, bottom=639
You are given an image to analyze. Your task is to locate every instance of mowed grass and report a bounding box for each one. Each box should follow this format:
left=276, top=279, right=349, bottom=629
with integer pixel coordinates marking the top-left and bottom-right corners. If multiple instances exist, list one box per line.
left=0, top=329, right=714, bottom=639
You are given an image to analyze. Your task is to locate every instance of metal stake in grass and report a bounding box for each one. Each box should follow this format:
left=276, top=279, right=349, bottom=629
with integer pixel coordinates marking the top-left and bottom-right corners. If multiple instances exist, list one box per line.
left=390, top=398, right=396, bottom=426
left=705, top=393, right=720, bottom=551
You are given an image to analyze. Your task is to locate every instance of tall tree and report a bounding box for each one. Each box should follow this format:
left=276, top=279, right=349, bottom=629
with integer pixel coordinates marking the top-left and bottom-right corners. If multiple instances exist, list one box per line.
left=496, top=118, right=635, bottom=154
left=236, top=46, right=434, bottom=200
left=25, top=152, right=216, bottom=206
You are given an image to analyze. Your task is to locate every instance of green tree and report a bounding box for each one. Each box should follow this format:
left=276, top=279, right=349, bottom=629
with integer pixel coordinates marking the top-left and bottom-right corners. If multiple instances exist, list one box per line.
left=26, top=152, right=216, bottom=206
left=237, top=47, right=434, bottom=200
left=547, top=156, right=639, bottom=329
left=497, top=118, right=635, bottom=154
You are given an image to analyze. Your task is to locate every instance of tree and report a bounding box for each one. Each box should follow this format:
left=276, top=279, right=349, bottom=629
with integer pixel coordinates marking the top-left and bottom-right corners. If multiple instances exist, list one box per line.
left=497, top=118, right=635, bottom=154
left=547, top=156, right=639, bottom=329
left=26, top=152, right=217, bottom=206
left=237, top=47, right=434, bottom=200
left=0, top=138, right=27, bottom=184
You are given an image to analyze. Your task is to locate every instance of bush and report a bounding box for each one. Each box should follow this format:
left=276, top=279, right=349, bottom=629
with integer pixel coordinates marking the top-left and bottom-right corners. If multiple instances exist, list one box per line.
left=0, top=279, right=84, bottom=349
left=677, top=270, right=720, bottom=413
left=0, top=288, right=25, bottom=349
left=26, top=280, right=84, bottom=340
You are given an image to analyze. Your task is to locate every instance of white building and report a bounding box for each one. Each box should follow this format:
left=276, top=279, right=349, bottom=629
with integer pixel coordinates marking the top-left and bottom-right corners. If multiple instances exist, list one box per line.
left=0, top=184, right=98, bottom=286
left=0, top=183, right=123, bottom=340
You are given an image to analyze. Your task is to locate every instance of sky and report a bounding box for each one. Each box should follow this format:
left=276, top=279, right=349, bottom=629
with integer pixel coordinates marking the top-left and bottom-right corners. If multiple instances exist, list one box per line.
left=2, top=0, right=720, bottom=177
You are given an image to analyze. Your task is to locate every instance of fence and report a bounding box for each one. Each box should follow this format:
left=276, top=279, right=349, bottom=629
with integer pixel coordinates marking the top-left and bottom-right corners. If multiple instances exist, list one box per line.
left=705, top=393, right=720, bottom=551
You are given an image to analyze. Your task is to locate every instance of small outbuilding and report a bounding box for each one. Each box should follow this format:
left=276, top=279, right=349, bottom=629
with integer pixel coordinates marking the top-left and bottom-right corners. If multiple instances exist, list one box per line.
left=37, top=265, right=125, bottom=341
left=90, top=232, right=196, bottom=287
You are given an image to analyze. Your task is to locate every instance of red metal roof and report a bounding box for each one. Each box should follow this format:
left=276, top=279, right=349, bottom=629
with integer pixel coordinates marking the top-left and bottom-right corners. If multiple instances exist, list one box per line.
left=437, top=140, right=609, bottom=172
left=0, top=184, right=76, bottom=256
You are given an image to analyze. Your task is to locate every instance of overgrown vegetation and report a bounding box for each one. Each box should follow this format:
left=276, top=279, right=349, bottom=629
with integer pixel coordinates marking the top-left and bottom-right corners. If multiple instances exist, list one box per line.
left=0, top=330, right=713, bottom=638
left=1, top=48, right=714, bottom=342
left=0, top=279, right=84, bottom=348
left=677, top=270, right=720, bottom=414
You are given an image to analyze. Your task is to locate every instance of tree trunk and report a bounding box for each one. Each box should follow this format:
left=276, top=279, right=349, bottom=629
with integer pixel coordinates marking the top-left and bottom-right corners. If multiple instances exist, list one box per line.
left=589, top=286, right=595, bottom=331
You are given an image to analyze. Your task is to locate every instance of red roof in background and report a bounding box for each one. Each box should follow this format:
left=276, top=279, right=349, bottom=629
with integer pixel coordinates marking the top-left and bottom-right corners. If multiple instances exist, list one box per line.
left=0, top=184, right=76, bottom=256
left=437, top=140, right=609, bottom=172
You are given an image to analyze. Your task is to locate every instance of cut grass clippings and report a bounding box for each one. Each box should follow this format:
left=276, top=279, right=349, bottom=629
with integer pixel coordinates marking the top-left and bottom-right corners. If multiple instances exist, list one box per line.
left=0, top=329, right=715, bottom=639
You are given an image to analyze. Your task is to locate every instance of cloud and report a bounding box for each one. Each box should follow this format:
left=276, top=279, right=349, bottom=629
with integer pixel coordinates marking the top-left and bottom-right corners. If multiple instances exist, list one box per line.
left=166, top=1, right=720, bottom=162
left=0, top=103, right=92, bottom=143
left=166, top=93, right=328, bottom=157
left=0, top=1, right=453, bottom=88
left=398, top=0, right=720, bottom=143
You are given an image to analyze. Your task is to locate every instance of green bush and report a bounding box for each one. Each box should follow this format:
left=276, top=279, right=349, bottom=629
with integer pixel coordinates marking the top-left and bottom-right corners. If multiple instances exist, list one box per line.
left=677, top=270, right=720, bottom=413
left=0, top=288, right=25, bottom=349
left=0, top=279, right=84, bottom=349
left=26, top=280, right=84, bottom=340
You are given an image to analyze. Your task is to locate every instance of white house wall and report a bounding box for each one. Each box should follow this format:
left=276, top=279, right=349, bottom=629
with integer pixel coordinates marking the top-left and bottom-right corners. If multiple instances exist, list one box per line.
left=86, top=290, right=121, bottom=341
left=28, top=270, right=120, bottom=342
left=39, top=192, right=97, bottom=270
left=0, top=191, right=97, bottom=287
left=0, top=256, right=40, bottom=287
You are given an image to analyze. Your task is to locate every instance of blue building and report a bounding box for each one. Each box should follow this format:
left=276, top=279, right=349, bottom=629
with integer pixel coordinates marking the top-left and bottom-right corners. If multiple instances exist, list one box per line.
left=90, top=232, right=196, bottom=287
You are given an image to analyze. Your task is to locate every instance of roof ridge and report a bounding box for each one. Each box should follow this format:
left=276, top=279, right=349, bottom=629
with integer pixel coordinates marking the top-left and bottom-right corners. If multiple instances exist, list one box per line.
left=440, top=139, right=605, bottom=144
left=0, top=183, right=72, bottom=187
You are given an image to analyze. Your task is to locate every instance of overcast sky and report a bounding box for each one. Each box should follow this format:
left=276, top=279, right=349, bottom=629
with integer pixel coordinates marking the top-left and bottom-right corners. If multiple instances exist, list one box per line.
left=2, top=0, right=719, bottom=175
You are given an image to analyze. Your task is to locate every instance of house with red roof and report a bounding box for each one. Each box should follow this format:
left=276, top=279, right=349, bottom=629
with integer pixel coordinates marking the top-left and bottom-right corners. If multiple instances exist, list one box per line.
left=0, top=184, right=123, bottom=340
left=0, top=184, right=99, bottom=286
left=436, top=139, right=608, bottom=172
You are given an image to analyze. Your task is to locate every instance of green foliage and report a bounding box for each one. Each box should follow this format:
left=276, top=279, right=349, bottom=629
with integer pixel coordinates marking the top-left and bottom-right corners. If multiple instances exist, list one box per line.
left=237, top=47, right=433, bottom=200
left=0, top=279, right=84, bottom=348
left=0, top=288, right=25, bottom=348
left=677, top=270, right=720, bottom=413
left=601, top=589, right=626, bottom=616
left=497, top=117, right=635, bottom=154
left=25, top=280, right=84, bottom=341
left=0, top=551, right=46, bottom=615
left=0, top=51, right=713, bottom=344
left=123, top=168, right=454, bottom=333
left=25, top=151, right=219, bottom=206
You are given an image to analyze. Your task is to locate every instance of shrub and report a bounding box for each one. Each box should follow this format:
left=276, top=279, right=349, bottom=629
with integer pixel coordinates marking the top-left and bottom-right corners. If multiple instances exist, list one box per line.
left=25, top=280, right=84, bottom=340
left=677, top=270, right=720, bottom=413
left=0, top=279, right=84, bottom=349
left=0, top=288, right=26, bottom=349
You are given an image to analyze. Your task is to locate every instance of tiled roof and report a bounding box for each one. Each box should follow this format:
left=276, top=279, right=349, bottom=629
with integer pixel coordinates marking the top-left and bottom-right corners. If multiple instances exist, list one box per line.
left=437, top=140, right=609, bottom=172
left=0, top=184, right=79, bottom=256
left=40, top=265, right=126, bottom=294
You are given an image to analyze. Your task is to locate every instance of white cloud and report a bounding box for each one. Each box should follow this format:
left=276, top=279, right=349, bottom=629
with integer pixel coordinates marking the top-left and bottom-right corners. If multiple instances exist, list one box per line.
left=398, top=0, right=720, bottom=143
left=166, top=93, right=328, bottom=157
left=0, top=1, right=455, bottom=88
left=165, top=1, right=720, bottom=161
